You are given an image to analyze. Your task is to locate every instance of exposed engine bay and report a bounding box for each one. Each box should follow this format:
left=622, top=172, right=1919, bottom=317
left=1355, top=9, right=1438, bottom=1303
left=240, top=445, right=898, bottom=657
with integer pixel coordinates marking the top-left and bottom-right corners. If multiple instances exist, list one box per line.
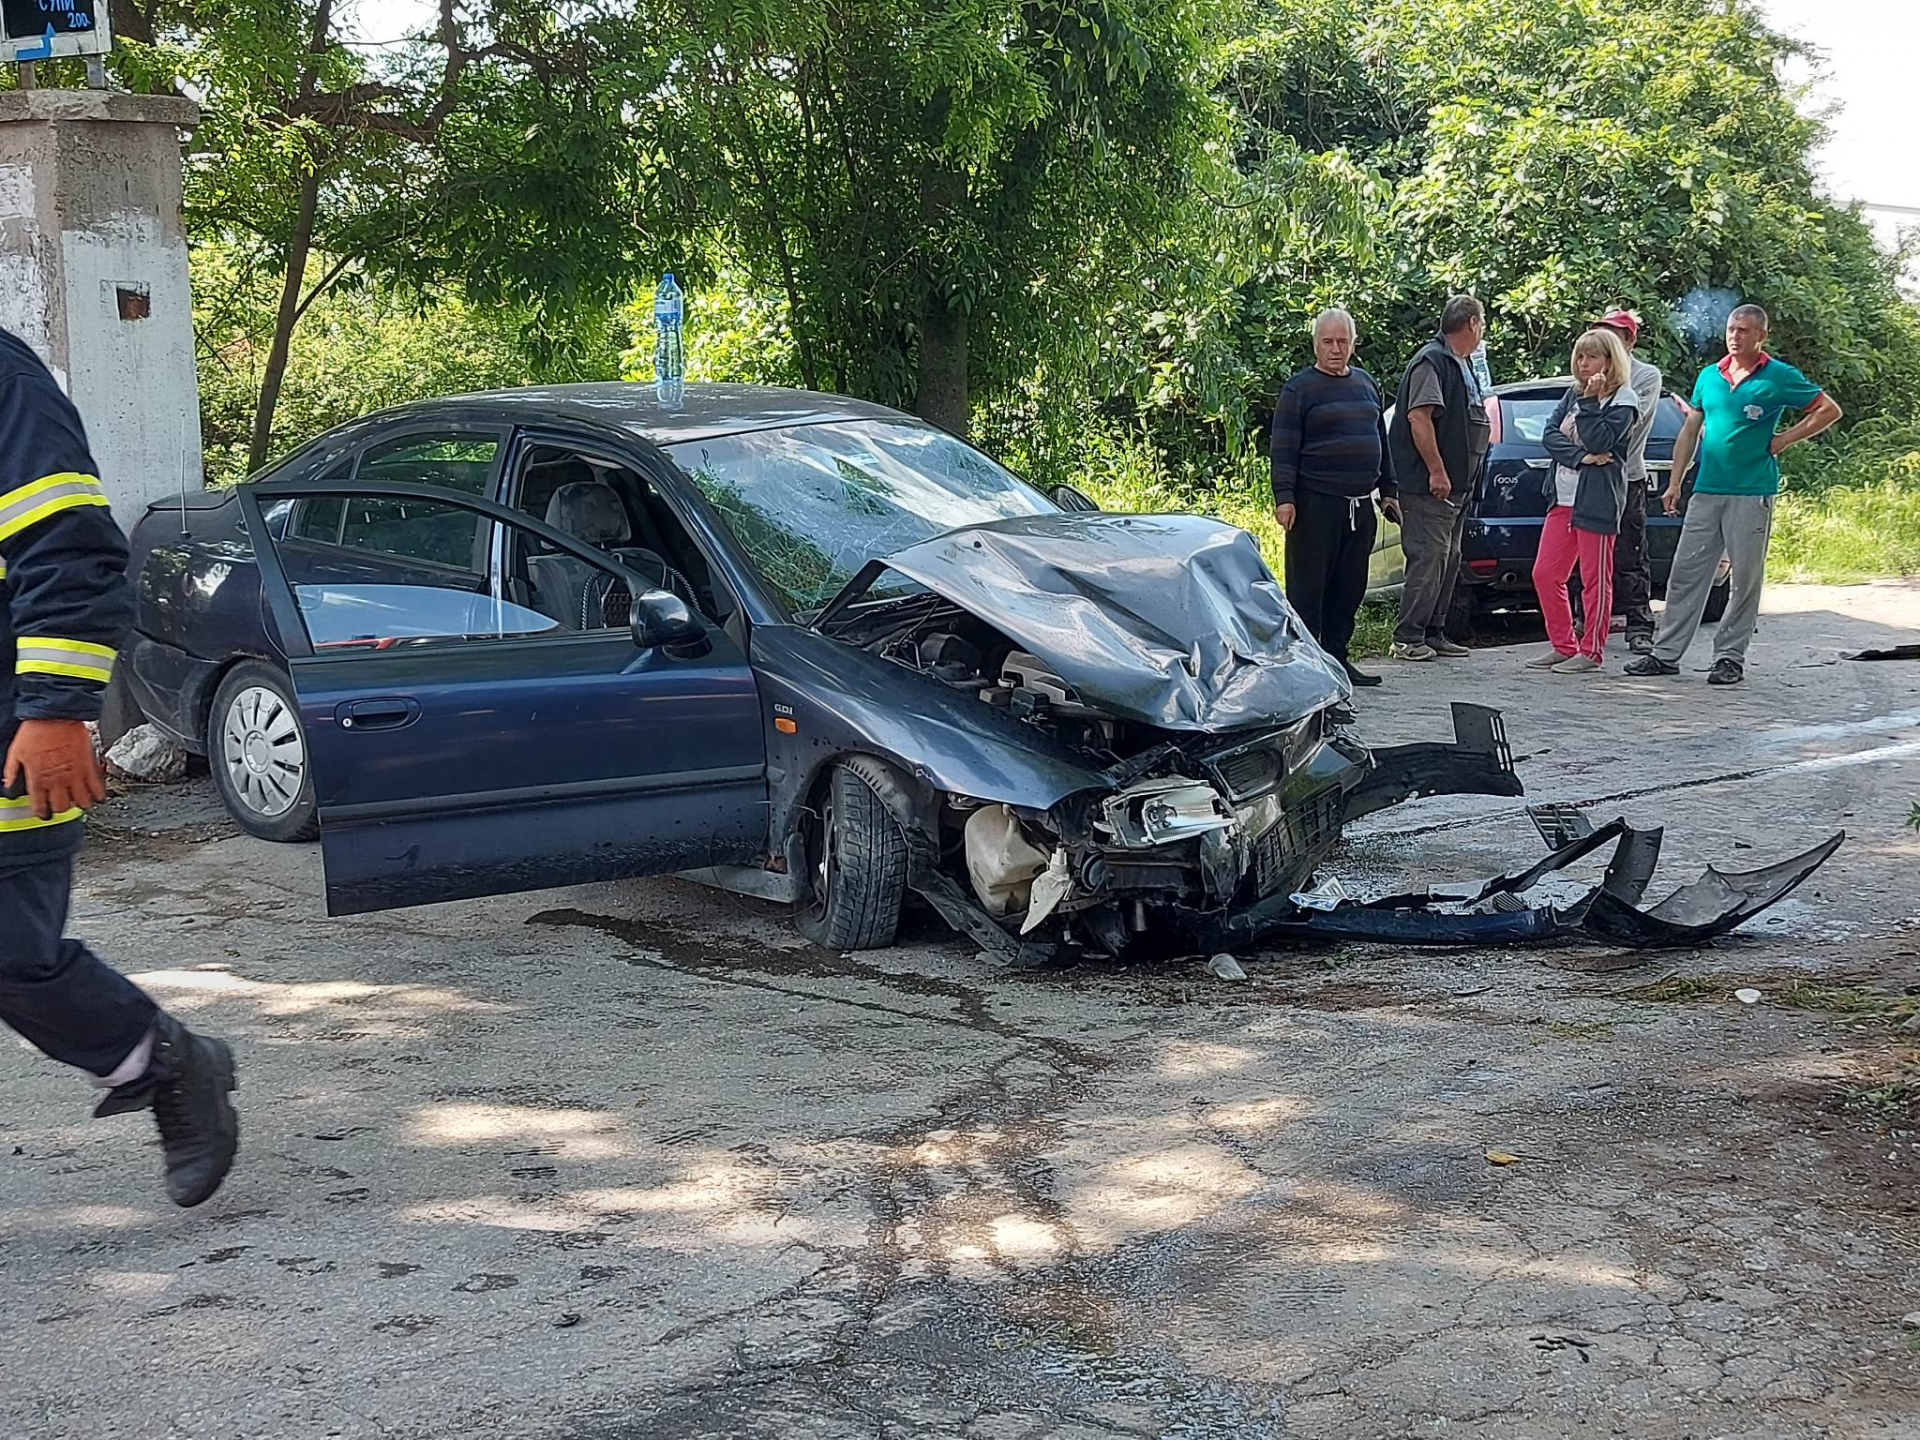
left=820, top=591, right=1517, bottom=962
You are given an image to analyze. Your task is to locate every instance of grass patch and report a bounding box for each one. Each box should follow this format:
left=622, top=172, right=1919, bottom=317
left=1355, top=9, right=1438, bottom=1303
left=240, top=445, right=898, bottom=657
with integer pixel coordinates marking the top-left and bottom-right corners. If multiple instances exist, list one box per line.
left=1775, top=982, right=1919, bottom=1020
left=1350, top=601, right=1396, bottom=661
left=1610, top=974, right=1920, bottom=1027
left=1832, top=1082, right=1915, bottom=1121
left=1611, top=975, right=1728, bottom=1004
left=1770, top=479, right=1920, bottom=583
left=1537, top=1018, right=1616, bottom=1039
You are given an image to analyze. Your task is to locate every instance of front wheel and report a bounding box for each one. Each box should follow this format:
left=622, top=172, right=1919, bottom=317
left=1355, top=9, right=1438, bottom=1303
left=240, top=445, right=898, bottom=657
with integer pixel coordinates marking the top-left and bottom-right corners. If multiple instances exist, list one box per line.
left=796, top=759, right=909, bottom=951
left=1703, top=573, right=1731, bottom=623
left=208, top=661, right=318, bottom=842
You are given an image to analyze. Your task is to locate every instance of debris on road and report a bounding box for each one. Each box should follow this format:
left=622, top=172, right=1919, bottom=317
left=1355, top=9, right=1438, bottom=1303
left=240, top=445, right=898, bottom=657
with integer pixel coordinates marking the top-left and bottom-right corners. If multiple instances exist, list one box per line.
left=1288, top=875, right=1350, bottom=912
left=104, top=723, right=188, bottom=784
left=1484, top=1149, right=1522, bottom=1166
left=1847, top=644, right=1920, bottom=662
left=1207, top=954, right=1248, bottom=982
left=1735, top=988, right=1763, bottom=1004
left=1529, top=802, right=1596, bottom=848
left=1217, top=819, right=1846, bottom=952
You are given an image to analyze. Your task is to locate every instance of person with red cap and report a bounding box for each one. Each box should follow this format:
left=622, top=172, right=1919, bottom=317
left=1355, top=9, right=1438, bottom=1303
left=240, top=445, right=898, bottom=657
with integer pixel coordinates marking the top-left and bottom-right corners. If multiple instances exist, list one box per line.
left=1593, top=308, right=1662, bottom=653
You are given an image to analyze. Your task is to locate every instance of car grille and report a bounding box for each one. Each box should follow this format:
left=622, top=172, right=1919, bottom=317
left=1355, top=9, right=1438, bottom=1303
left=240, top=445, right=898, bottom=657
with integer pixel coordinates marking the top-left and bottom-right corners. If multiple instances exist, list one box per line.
left=1250, top=788, right=1342, bottom=896
left=1208, top=714, right=1323, bottom=802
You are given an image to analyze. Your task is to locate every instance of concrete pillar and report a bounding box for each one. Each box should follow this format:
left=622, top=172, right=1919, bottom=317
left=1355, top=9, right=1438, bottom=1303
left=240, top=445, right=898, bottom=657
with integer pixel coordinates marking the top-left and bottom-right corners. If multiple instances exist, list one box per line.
left=0, top=89, right=201, bottom=534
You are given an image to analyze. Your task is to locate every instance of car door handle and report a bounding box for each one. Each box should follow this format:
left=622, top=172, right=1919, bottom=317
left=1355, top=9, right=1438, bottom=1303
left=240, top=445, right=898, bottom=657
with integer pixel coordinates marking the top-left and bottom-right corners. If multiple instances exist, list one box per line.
left=336, top=698, right=420, bottom=732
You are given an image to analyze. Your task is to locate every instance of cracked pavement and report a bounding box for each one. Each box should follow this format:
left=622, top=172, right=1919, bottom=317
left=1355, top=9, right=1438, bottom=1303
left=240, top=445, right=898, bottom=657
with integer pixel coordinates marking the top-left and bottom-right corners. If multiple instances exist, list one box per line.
left=3, top=581, right=1918, bottom=1439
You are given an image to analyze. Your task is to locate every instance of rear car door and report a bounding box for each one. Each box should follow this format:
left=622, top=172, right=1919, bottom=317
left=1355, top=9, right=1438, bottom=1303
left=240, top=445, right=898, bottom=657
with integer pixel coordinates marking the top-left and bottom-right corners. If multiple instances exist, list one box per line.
left=237, top=481, right=768, bottom=915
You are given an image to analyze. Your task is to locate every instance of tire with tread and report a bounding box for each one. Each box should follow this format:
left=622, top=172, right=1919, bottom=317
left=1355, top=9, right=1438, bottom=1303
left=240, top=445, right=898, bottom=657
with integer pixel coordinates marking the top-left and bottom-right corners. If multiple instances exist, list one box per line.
left=208, top=661, right=319, bottom=843
left=1703, top=574, right=1730, bottom=622
left=797, top=758, right=910, bottom=951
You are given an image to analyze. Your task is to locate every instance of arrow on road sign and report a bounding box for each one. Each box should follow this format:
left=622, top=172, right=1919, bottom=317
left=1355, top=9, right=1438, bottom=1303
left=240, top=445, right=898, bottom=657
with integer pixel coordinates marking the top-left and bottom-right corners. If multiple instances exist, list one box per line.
left=17, top=23, right=54, bottom=61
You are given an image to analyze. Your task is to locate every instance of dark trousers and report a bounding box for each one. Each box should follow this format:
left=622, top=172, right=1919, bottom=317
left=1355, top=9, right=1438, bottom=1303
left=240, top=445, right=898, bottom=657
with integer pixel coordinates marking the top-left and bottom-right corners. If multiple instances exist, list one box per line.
left=1284, top=488, right=1378, bottom=664
left=1613, top=481, right=1654, bottom=636
left=0, top=853, right=156, bottom=1077
left=1393, top=490, right=1468, bottom=645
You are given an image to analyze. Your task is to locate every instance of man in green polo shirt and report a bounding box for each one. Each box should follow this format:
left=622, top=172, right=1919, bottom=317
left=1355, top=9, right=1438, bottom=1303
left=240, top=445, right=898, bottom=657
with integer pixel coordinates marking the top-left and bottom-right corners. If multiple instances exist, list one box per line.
left=1625, top=304, right=1841, bottom=685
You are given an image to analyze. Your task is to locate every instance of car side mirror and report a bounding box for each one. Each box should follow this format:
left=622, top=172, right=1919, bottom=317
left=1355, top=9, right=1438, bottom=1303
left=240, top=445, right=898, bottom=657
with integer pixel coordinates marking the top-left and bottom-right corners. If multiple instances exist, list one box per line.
left=630, top=590, right=705, bottom=651
left=1050, top=484, right=1100, bottom=513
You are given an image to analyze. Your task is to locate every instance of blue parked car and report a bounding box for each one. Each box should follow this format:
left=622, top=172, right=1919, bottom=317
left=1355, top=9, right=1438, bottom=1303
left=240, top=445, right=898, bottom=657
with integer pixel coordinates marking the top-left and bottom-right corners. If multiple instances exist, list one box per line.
left=1367, top=377, right=1731, bottom=629
left=123, top=384, right=1517, bottom=958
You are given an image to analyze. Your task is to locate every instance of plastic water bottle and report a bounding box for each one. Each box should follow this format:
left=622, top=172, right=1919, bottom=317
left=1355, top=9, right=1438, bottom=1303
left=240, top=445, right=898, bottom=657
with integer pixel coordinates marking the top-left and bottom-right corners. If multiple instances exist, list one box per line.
left=653, top=272, right=685, bottom=407
left=1468, top=338, right=1494, bottom=398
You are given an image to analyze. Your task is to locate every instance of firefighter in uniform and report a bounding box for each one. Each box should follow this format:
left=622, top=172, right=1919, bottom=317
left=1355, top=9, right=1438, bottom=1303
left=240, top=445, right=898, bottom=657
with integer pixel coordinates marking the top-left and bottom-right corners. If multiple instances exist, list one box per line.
left=0, top=325, right=238, bottom=1208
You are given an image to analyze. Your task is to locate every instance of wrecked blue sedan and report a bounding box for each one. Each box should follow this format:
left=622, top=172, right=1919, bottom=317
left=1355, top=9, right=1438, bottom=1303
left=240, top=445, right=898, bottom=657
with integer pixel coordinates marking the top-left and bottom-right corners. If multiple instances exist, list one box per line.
left=123, top=383, right=1524, bottom=960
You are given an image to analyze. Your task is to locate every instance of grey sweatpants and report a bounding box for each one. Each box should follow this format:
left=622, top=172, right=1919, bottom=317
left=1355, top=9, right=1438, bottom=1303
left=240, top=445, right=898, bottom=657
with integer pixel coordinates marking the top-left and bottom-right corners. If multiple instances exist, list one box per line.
left=1393, top=490, right=1468, bottom=645
left=1652, top=491, right=1774, bottom=666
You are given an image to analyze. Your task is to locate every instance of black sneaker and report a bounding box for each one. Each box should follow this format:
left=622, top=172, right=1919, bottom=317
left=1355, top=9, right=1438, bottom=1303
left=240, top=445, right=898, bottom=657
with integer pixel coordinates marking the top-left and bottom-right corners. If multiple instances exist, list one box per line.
left=1341, top=660, right=1383, bottom=688
left=1623, top=655, right=1680, bottom=677
left=96, top=1013, right=238, bottom=1208
left=1707, top=658, right=1744, bottom=686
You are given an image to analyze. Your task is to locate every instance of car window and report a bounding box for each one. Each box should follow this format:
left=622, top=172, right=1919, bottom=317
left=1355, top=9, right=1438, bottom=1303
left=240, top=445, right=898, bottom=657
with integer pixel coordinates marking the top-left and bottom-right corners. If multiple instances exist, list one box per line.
left=291, top=496, right=346, bottom=544
left=664, top=420, right=1053, bottom=615
left=336, top=495, right=486, bottom=569
left=1503, top=393, right=1686, bottom=445
left=1502, top=398, right=1560, bottom=444
left=356, top=432, right=501, bottom=494
left=271, top=495, right=636, bottom=651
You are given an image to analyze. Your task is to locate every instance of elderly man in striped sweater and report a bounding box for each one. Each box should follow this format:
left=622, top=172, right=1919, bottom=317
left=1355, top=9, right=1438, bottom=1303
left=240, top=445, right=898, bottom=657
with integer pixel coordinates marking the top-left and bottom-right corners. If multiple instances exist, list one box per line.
left=1269, top=307, right=1399, bottom=688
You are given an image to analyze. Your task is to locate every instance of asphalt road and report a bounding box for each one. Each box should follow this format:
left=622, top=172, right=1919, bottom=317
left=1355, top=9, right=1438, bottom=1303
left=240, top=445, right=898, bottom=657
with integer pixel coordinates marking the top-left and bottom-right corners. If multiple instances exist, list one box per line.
left=4, top=581, right=1918, bottom=1440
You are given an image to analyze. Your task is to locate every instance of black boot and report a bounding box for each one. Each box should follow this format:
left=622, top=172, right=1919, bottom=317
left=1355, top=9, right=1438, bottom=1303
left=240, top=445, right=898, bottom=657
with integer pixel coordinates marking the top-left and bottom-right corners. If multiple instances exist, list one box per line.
left=94, top=1014, right=238, bottom=1208
left=1341, top=659, right=1384, bottom=688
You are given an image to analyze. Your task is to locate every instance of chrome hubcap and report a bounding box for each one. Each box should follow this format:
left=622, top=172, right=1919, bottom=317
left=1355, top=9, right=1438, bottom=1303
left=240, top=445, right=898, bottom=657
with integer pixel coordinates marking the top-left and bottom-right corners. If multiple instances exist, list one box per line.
left=221, top=685, right=305, bottom=818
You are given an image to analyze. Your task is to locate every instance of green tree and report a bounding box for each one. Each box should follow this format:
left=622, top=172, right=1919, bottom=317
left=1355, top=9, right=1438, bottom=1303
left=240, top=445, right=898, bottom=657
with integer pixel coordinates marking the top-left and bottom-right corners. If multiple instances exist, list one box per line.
left=647, top=0, right=1225, bottom=436
left=110, top=0, right=675, bottom=470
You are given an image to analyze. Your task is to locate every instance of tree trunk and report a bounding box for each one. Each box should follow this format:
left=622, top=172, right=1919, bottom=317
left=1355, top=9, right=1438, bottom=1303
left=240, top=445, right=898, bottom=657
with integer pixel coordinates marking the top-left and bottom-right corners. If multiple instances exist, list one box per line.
left=248, top=164, right=320, bottom=474
left=914, top=151, right=970, bottom=436
left=916, top=298, right=969, bottom=438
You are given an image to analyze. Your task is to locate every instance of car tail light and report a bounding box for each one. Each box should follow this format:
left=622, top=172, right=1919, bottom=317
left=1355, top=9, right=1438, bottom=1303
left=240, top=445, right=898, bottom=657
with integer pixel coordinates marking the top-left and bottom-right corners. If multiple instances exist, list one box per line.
left=1467, top=557, right=1499, bottom=576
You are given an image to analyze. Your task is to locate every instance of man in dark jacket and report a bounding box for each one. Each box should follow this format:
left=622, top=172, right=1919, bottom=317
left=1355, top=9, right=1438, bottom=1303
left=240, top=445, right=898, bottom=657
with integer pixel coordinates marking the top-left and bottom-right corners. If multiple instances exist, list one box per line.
left=1269, top=308, right=1398, bottom=688
left=1386, top=296, right=1489, bottom=660
left=0, top=326, right=239, bottom=1208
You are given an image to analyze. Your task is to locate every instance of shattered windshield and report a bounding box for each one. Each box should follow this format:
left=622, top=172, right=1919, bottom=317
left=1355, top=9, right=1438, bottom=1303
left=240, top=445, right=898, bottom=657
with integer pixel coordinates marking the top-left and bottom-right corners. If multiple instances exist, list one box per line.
left=665, top=420, right=1053, bottom=615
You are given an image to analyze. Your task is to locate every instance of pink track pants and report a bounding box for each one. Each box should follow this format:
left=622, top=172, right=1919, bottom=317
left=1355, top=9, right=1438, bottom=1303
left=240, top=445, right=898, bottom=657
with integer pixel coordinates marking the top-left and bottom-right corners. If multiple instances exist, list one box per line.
left=1532, top=506, right=1617, bottom=662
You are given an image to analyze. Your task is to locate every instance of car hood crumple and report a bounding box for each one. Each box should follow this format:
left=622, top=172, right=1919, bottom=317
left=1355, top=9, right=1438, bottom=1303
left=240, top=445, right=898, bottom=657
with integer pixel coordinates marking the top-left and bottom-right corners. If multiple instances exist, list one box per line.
left=877, top=513, right=1349, bottom=731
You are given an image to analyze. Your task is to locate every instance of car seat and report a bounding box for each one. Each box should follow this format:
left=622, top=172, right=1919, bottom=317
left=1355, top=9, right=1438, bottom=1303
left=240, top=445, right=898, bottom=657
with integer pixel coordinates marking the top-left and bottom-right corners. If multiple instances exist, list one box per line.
left=531, top=481, right=697, bottom=630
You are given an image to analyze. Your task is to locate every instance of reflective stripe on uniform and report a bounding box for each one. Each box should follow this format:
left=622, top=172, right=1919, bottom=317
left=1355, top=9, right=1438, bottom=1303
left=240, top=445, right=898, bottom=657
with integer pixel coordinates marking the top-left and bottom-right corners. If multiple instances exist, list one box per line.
left=0, top=473, right=110, bottom=543
left=0, top=797, right=83, bottom=832
left=15, top=635, right=116, bottom=684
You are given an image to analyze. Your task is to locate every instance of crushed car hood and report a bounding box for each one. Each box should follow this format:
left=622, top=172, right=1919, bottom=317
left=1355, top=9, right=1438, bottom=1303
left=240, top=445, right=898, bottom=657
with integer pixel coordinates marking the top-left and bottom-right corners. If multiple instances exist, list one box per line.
left=876, top=513, right=1349, bottom=731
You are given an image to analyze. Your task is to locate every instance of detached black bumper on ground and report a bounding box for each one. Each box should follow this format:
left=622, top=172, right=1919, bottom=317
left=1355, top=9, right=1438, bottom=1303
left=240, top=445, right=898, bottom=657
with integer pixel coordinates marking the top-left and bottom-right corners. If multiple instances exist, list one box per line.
left=1219, top=816, right=1845, bottom=951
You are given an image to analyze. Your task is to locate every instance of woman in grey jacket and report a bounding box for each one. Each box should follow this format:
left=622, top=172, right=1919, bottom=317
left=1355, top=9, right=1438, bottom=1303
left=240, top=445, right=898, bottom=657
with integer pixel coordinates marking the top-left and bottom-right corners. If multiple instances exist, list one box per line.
left=1529, top=327, right=1639, bottom=672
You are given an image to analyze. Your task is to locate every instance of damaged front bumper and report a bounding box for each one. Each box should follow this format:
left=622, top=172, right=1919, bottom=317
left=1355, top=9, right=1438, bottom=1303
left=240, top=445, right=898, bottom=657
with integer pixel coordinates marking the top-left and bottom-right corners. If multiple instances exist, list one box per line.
left=938, top=702, right=1529, bottom=963
left=1215, top=817, right=1846, bottom=951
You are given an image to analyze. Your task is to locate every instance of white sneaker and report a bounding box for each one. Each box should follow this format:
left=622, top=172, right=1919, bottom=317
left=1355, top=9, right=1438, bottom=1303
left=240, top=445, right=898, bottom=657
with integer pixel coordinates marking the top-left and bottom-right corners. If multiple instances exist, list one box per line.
left=1552, top=654, right=1601, bottom=674
left=1388, top=642, right=1436, bottom=662
left=1527, top=648, right=1572, bottom=669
